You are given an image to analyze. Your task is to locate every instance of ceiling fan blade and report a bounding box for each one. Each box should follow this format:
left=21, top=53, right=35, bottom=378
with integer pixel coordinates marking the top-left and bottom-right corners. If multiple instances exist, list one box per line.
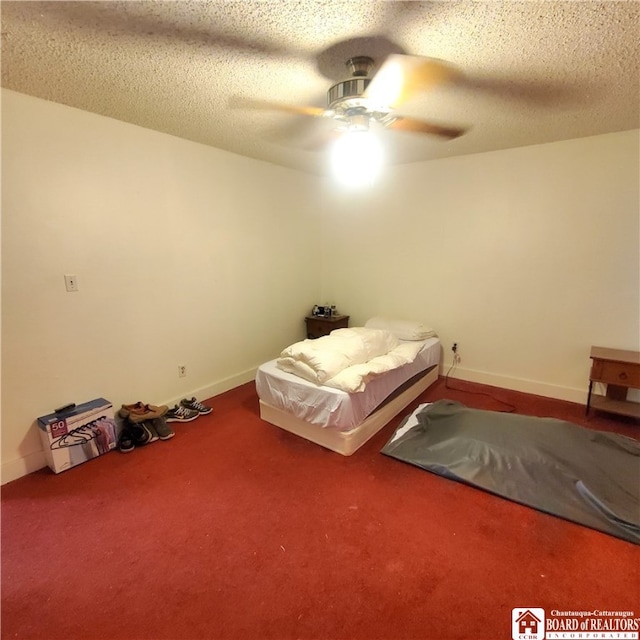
left=364, top=54, right=461, bottom=108
left=388, top=117, right=467, bottom=139
left=266, top=113, right=342, bottom=152
left=454, top=76, right=587, bottom=107
left=26, top=1, right=301, bottom=59
left=299, top=128, right=344, bottom=152
left=229, top=97, right=326, bottom=118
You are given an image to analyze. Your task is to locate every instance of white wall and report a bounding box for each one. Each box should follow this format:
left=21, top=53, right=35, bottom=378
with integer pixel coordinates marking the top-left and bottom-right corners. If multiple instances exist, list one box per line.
left=319, top=130, right=640, bottom=401
left=3, top=89, right=638, bottom=484
left=1, top=89, right=322, bottom=483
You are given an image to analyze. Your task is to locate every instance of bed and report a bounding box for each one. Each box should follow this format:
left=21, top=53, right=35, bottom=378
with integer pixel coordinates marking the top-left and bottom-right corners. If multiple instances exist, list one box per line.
left=255, top=319, right=441, bottom=455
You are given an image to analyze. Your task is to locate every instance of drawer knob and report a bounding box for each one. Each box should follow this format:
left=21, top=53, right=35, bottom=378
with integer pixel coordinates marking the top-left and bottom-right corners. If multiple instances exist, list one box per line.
left=618, top=372, right=628, bottom=380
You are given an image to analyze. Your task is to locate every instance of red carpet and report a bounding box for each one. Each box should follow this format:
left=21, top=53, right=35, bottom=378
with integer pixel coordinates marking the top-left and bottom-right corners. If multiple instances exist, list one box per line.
left=2, top=378, right=639, bottom=640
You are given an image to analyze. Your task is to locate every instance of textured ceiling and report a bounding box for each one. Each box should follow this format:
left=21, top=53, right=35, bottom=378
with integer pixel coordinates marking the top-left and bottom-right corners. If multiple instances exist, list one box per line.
left=2, top=1, right=639, bottom=175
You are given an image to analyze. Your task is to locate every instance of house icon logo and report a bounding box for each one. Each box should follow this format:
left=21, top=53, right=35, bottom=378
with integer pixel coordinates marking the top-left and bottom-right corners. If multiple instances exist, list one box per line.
left=512, top=608, right=545, bottom=640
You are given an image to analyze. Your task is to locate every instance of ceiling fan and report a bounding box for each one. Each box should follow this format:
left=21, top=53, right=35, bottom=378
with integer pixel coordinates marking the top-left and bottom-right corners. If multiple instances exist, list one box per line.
left=236, top=53, right=469, bottom=144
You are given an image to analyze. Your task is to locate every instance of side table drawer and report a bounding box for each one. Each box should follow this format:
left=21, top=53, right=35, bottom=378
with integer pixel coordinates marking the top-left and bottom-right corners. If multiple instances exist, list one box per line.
left=591, top=360, right=640, bottom=387
left=306, top=318, right=329, bottom=339
left=305, top=315, right=349, bottom=339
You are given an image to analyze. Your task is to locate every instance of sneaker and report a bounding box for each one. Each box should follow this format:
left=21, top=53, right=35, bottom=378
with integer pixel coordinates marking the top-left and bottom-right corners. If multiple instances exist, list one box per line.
left=140, top=420, right=159, bottom=444
left=118, top=427, right=135, bottom=453
left=165, top=405, right=199, bottom=423
left=149, top=417, right=175, bottom=441
left=118, top=402, right=168, bottom=423
left=127, top=420, right=151, bottom=446
left=180, top=397, right=212, bottom=415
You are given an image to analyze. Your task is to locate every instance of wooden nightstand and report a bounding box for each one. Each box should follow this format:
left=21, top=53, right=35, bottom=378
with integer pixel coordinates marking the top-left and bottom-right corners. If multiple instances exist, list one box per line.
left=305, top=315, right=349, bottom=339
left=587, top=346, right=640, bottom=418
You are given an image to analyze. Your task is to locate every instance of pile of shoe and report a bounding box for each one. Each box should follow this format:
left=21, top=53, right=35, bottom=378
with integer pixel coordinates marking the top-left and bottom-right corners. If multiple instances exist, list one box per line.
left=117, top=402, right=174, bottom=453
left=165, top=397, right=212, bottom=423
left=117, top=398, right=212, bottom=452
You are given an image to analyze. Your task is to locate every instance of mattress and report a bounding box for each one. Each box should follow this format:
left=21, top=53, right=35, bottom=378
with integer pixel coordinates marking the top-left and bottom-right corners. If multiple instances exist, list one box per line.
left=255, top=337, right=440, bottom=431
left=382, top=400, right=640, bottom=544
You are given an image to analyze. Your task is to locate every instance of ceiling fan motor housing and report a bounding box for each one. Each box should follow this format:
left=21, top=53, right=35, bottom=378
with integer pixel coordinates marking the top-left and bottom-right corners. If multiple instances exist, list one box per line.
left=327, top=77, right=371, bottom=110
left=327, top=55, right=374, bottom=112
left=327, top=77, right=395, bottom=129
left=327, top=55, right=395, bottom=127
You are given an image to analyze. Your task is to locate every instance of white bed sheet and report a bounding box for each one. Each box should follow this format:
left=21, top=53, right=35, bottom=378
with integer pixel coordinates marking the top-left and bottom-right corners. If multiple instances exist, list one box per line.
left=255, top=337, right=440, bottom=431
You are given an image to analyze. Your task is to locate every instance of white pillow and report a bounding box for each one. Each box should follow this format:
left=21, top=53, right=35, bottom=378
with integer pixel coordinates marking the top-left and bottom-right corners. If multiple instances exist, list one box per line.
left=364, top=317, right=436, bottom=341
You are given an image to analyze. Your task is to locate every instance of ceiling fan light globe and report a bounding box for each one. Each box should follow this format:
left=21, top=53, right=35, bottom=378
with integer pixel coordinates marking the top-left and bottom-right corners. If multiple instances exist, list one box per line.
left=330, top=130, right=383, bottom=188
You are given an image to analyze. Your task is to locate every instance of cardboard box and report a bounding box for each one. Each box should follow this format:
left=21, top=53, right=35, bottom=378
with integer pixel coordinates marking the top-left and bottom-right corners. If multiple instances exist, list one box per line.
left=37, top=398, right=117, bottom=474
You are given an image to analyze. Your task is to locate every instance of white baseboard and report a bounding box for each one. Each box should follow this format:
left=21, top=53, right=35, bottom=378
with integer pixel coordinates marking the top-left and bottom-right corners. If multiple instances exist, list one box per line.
left=1, top=450, right=47, bottom=485
left=2, top=365, right=589, bottom=486
left=444, top=363, right=588, bottom=405
left=160, top=366, right=257, bottom=409
left=1, top=368, right=259, bottom=487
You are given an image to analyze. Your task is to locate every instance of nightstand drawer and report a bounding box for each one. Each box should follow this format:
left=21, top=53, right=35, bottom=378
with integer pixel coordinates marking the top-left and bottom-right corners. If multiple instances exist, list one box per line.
left=305, top=315, right=349, bottom=339
left=591, top=360, right=640, bottom=387
left=306, top=318, right=328, bottom=338
left=587, top=346, right=640, bottom=419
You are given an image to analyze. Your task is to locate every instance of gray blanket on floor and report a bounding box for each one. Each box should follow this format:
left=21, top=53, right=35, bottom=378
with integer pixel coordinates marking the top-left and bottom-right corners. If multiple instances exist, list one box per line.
left=381, top=400, right=640, bottom=544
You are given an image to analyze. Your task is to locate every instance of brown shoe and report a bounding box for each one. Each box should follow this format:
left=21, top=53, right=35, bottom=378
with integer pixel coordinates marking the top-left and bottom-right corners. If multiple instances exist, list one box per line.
left=118, top=402, right=168, bottom=423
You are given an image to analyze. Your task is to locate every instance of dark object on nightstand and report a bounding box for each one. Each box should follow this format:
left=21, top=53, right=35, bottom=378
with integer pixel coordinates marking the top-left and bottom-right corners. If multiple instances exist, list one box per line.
left=587, top=346, right=640, bottom=418
left=305, top=314, right=349, bottom=339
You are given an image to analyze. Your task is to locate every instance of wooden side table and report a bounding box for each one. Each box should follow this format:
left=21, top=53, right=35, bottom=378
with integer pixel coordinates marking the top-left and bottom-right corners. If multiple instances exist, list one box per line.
left=305, top=315, right=349, bottom=339
left=587, top=346, right=640, bottom=418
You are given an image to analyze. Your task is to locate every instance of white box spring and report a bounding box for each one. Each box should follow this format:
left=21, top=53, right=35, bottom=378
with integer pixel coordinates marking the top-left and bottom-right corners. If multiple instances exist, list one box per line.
left=255, top=337, right=440, bottom=432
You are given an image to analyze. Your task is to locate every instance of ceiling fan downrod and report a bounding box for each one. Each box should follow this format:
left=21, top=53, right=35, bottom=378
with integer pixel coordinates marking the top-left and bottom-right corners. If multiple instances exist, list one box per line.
left=346, top=56, right=374, bottom=77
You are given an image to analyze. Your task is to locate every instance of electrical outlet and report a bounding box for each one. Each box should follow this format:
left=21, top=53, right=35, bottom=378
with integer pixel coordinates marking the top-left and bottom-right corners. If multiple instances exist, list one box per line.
left=178, top=365, right=187, bottom=378
left=64, top=274, right=78, bottom=292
